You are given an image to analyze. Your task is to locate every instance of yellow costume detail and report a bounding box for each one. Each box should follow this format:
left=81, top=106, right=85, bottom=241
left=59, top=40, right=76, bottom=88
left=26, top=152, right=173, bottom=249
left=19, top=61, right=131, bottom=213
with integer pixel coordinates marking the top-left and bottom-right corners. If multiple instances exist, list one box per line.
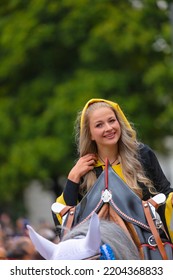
left=80, top=98, right=135, bottom=137
left=165, top=192, right=173, bottom=242
left=95, top=160, right=125, bottom=182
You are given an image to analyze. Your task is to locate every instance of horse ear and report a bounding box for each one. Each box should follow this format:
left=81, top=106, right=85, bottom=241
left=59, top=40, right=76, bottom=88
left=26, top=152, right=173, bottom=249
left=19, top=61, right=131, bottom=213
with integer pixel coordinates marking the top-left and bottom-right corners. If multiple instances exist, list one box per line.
left=27, top=225, right=56, bottom=260
left=85, top=213, right=101, bottom=252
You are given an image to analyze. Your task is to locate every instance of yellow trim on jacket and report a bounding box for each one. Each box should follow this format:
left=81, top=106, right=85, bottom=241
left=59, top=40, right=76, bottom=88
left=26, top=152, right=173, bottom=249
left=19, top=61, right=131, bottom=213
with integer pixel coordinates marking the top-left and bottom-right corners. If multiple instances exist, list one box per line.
left=56, top=194, right=66, bottom=224
left=95, top=160, right=125, bottom=181
left=165, top=192, right=173, bottom=242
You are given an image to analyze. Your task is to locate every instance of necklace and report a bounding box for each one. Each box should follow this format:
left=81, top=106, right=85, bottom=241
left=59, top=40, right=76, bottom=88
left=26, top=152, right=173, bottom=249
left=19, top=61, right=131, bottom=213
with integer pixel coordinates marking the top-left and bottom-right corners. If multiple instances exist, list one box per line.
left=98, top=155, right=120, bottom=166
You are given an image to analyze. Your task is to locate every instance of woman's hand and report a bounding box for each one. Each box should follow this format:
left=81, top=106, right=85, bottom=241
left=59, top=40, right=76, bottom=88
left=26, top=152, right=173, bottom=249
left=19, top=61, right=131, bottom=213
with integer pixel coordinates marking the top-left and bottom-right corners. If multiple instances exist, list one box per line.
left=68, top=154, right=97, bottom=183
left=172, top=193, right=173, bottom=207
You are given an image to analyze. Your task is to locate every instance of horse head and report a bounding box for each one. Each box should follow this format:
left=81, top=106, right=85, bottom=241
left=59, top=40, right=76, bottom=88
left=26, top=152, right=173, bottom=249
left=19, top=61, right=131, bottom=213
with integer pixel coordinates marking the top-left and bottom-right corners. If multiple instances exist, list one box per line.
left=27, top=213, right=114, bottom=260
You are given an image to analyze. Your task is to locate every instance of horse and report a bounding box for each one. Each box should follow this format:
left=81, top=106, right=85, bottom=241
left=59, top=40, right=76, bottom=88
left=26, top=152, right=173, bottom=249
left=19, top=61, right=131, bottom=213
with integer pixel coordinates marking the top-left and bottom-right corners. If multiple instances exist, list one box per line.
left=27, top=213, right=140, bottom=260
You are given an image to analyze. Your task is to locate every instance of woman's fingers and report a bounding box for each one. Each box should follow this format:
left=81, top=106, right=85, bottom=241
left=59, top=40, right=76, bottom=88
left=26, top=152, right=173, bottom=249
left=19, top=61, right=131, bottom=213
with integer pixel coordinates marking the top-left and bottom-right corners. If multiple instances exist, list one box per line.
left=68, top=154, right=97, bottom=182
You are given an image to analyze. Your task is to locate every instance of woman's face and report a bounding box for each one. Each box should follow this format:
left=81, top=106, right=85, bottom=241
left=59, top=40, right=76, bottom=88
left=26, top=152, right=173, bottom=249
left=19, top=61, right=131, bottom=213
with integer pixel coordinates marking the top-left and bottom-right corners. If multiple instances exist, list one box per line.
left=89, top=107, right=121, bottom=149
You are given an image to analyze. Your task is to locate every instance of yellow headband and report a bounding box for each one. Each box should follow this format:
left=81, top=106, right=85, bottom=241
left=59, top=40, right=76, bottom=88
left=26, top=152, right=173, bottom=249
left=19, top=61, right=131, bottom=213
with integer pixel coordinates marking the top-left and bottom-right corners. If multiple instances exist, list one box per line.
left=80, top=98, right=133, bottom=132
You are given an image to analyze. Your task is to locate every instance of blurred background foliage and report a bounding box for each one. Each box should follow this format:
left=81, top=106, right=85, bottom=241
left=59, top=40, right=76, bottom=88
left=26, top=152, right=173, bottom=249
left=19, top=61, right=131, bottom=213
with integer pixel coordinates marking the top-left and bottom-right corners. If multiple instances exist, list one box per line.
left=0, top=0, right=173, bottom=211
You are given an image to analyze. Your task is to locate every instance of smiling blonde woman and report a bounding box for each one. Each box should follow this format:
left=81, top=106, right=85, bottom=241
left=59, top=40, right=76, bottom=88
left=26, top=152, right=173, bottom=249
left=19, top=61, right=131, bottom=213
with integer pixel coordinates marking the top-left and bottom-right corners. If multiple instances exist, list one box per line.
left=55, top=98, right=173, bottom=242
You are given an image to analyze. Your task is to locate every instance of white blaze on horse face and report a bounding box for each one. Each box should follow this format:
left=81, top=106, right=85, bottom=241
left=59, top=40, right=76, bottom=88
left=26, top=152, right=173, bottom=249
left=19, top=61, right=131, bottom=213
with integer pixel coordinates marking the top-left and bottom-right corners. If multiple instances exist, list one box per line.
left=27, top=212, right=101, bottom=260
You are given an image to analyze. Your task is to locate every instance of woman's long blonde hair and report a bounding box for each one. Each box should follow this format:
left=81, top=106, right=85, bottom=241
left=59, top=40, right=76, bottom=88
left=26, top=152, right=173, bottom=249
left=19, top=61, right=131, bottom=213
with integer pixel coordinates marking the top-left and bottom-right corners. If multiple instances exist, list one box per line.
left=75, top=101, right=156, bottom=198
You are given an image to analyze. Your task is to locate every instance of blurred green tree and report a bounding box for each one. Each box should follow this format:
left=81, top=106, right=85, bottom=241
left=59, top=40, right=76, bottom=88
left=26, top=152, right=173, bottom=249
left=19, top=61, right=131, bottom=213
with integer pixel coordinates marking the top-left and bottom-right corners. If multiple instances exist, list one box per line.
left=0, top=0, right=172, bottom=208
